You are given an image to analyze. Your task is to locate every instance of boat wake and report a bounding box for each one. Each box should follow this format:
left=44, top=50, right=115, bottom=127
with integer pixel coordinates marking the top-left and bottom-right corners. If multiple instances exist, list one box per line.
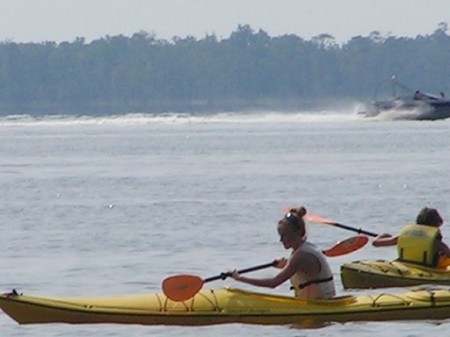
left=0, top=110, right=364, bottom=127
left=364, top=106, right=433, bottom=121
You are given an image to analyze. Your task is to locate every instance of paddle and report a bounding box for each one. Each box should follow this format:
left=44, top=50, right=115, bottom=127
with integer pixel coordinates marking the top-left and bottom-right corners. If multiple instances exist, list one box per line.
left=162, top=261, right=277, bottom=302
left=322, top=235, right=368, bottom=256
left=305, top=213, right=450, bottom=269
left=162, top=235, right=368, bottom=301
left=439, top=257, right=450, bottom=268
left=305, top=213, right=378, bottom=237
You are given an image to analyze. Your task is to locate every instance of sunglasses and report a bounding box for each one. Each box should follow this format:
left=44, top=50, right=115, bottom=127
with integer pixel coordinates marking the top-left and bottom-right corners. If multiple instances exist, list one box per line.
left=285, top=212, right=298, bottom=225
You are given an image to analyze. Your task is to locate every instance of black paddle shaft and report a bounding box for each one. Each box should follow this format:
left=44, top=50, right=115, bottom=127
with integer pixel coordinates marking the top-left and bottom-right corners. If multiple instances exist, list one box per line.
left=332, top=222, right=378, bottom=237
left=204, top=260, right=278, bottom=283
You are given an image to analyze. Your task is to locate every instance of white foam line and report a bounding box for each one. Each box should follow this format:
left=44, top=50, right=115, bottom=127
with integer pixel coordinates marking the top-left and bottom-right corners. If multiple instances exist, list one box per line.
left=0, top=110, right=364, bottom=127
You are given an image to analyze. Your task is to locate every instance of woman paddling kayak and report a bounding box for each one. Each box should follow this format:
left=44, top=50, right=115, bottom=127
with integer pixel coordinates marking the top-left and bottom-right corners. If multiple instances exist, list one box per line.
left=230, top=206, right=336, bottom=300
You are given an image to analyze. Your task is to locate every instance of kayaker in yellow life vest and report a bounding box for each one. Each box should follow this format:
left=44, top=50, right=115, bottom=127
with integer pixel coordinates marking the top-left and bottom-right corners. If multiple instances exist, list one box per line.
left=230, top=206, right=336, bottom=300
left=373, top=207, right=450, bottom=267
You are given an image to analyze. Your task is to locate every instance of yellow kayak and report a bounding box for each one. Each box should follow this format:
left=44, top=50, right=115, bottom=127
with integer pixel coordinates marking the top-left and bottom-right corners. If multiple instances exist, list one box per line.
left=341, top=259, right=450, bottom=289
left=2, top=287, right=450, bottom=326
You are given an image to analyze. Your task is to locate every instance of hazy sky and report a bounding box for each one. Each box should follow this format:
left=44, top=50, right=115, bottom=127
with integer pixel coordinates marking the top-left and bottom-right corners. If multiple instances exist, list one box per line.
left=1, top=0, right=448, bottom=44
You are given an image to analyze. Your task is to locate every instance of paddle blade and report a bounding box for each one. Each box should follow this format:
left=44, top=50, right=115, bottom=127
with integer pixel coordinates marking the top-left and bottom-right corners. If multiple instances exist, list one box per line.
left=162, top=274, right=204, bottom=301
left=323, top=235, right=368, bottom=257
left=304, top=213, right=336, bottom=225
left=438, top=257, right=450, bottom=269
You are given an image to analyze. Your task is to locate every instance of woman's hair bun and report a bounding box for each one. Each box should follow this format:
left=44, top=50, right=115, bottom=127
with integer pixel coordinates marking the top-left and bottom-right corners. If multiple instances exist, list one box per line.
left=290, top=206, right=307, bottom=218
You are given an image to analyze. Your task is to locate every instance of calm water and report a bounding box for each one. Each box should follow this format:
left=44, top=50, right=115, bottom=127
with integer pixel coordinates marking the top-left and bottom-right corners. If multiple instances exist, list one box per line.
left=0, top=111, right=449, bottom=336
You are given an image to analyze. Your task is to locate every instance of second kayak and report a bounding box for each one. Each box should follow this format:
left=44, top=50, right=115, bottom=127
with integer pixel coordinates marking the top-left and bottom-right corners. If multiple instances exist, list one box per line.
left=341, top=259, right=450, bottom=289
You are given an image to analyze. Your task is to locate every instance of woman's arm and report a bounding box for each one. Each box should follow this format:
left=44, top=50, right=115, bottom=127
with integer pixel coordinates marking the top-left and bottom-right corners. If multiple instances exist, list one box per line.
left=231, top=258, right=296, bottom=288
left=372, top=234, right=398, bottom=247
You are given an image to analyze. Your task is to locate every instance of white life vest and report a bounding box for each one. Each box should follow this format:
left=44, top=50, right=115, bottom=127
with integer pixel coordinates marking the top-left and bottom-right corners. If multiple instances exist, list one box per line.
left=289, top=241, right=335, bottom=299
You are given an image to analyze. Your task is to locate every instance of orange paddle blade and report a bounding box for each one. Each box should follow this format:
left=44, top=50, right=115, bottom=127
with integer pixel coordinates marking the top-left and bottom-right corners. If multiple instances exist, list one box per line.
left=282, top=209, right=335, bottom=225
left=323, top=235, right=368, bottom=257
left=438, top=257, right=450, bottom=269
left=304, top=213, right=335, bottom=225
left=162, top=274, right=203, bottom=301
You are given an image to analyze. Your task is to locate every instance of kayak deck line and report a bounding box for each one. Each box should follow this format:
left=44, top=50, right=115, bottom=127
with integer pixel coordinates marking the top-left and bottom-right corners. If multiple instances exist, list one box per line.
left=2, top=287, right=450, bottom=326
left=0, top=287, right=356, bottom=313
left=341, top=259, right=450, bottom=289
left=357, top=260, right=450, bottom=276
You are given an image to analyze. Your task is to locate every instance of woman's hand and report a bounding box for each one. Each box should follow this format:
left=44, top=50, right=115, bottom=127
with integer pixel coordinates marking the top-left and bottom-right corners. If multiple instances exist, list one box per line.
left=372, top=233, right=397, bottom=247
left=274, top=257, right=287, bottom=269
left=230, top=269, right=241, bottom=280
left=377, top=233, right=392, bottom=239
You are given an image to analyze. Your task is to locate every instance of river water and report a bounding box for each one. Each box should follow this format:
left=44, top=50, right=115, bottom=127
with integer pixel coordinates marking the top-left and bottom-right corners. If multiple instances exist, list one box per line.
left=0, top=111, right=449, bottom=336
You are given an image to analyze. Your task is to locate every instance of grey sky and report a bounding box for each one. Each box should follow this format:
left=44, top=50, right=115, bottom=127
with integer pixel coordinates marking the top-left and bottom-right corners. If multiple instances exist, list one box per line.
left=0, top=0, right=448, bottom=44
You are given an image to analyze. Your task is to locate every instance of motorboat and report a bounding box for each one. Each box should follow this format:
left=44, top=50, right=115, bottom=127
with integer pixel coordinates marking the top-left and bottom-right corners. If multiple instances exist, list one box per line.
left=357, top=77, right=450, bottom=120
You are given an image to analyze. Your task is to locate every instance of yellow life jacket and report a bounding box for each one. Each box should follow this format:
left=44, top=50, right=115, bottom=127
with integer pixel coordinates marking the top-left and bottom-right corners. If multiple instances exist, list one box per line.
left=397, top=224, right=440, bottom=266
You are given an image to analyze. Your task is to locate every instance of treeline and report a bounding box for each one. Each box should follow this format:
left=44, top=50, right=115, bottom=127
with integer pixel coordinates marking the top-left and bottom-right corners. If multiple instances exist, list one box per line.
left=0, top=23, right=449, bottom=115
